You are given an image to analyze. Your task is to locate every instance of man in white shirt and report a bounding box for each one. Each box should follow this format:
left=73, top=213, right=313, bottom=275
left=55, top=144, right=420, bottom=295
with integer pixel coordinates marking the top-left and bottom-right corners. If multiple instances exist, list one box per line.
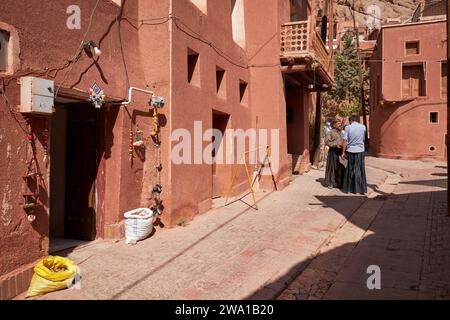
left=341, top=115, right=367, bottom=194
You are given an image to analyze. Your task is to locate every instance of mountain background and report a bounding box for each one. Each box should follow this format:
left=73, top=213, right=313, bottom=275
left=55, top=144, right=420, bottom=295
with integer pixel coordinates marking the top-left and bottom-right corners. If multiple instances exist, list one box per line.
left=334, top=0, right=420, bottom=24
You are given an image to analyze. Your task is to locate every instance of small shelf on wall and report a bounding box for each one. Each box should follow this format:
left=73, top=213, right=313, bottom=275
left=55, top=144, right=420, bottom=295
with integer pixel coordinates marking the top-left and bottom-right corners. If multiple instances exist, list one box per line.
left=22, top=192, right=39, bottom=211
left=22, top=203, right=37, bottom=210
left=22, top=192, right=39, bottom=197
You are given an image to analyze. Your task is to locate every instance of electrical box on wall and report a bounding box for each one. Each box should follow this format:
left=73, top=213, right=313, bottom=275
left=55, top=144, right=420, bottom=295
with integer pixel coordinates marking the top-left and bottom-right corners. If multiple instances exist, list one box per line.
left=19, top=76, right=54, bottom=114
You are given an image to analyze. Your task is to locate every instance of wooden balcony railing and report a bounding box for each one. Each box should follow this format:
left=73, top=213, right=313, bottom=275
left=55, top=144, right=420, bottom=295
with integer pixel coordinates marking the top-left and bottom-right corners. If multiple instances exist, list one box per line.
left=312, top=31, right=331, bottom=73
left=280, top=19, right=333, bottom=81
left=280, top=20, right=309, bottom=54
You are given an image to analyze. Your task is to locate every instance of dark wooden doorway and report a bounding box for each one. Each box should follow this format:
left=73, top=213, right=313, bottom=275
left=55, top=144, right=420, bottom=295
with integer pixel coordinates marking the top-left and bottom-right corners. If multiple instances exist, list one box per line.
left=64, top=104, right=99, bottom=240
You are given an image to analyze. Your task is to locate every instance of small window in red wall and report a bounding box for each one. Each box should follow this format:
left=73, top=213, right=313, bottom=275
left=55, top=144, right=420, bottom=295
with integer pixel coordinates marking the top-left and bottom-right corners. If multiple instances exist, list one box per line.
left=239, top=80, right=248, bottom=106
left=187, top=48, right=200, bottom=86
left=430, top=112, right=438, bottom=124
left=216, top=66, right=226, bottom=98
left=405, top=41, right=419, bottom=55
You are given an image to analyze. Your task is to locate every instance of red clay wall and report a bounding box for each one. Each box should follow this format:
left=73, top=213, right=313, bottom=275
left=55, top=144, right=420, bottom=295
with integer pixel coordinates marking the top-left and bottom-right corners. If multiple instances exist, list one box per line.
left=168, top=0, right=249, bottom=226
left=136, top=0, right=172, bottom=229
left=247, top=0, right=290, bottom=189
left=0, top=0, right=157, bottom=293
left=167, top=0, right=291, bottom=226
left=0, top=0, right=296, bottom=297
left=370, top=21, right=447, bottom=160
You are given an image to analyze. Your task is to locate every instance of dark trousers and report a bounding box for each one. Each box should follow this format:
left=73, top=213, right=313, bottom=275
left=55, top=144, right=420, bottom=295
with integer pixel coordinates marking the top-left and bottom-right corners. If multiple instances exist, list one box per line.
left=342, top=151, right=367, bottom=194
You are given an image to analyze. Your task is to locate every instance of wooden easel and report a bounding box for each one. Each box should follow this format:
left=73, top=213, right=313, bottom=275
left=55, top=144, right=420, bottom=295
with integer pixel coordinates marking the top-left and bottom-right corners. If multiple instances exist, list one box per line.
left=251, top=145, right=278, bottom=191
left=224, top=145, right=278, bottom=210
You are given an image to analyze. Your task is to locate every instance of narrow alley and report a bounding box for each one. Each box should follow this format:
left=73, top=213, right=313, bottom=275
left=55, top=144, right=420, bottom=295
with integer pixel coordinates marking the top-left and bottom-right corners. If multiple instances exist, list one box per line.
left=15, top=157, right=448, bottom=300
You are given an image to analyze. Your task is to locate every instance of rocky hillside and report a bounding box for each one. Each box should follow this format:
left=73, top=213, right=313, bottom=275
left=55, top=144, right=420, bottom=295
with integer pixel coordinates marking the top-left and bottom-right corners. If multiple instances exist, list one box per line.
left=334, top=0, right=420, bottom=24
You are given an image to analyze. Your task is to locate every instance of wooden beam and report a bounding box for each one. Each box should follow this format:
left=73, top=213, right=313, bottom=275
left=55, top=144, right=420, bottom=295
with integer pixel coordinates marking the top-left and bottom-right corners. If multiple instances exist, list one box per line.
left=280, top=65, right=307, bottom=74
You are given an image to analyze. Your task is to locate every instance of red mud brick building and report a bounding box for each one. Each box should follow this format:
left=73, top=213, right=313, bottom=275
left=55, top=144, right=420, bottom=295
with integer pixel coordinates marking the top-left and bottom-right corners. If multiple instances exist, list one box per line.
left=369, top=1, right=447, bottom=161
left=0, top=0, right=334, bottom=299
left=283, top=0, right=334, bottom=172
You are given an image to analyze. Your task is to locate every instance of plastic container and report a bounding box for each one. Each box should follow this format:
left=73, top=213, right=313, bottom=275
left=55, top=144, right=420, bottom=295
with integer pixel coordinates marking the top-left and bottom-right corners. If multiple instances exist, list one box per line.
left=124, top=208, right=155, bottom=244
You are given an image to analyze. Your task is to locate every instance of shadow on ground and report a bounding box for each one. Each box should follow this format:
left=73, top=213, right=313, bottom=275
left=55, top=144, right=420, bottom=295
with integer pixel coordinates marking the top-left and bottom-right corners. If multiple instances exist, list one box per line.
left=247, top=172, right=449, bottom=300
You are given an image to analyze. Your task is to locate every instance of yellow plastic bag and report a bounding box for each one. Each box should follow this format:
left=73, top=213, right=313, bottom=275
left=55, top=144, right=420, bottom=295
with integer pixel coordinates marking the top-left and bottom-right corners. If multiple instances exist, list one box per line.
left=26, top=256, right=78, bottom=297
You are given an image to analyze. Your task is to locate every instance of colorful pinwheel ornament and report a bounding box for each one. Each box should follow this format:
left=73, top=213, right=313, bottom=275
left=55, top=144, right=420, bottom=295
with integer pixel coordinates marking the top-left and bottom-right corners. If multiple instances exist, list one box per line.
left=88, top=83, right=105, bottom=108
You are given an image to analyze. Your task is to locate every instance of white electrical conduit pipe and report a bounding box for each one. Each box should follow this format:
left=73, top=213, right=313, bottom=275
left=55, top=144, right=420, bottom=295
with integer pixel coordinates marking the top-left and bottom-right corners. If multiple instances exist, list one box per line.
left=121, top=87, right=154, bottom=105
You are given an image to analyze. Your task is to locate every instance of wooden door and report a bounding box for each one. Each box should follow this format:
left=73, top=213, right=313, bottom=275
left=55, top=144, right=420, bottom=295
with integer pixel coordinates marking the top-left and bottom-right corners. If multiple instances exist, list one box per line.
left=64, top=104, right=98, bottom=240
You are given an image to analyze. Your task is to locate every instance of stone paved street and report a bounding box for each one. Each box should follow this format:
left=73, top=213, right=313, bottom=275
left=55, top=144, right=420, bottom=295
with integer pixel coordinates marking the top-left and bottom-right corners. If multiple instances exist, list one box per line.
left=278, top=157, right=449, bottom=300
left=17, top=157, right=448, bottom=300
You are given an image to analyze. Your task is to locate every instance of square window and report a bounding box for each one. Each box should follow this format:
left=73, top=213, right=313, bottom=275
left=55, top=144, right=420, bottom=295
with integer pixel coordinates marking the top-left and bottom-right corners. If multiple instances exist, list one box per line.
left=187, top=48, right=200, bottom=86
left=239, top=80, right=248, bottom=106
left=405, top=41, right=419, bottom=55
left=216, top=66, right=226, bottom=98
left=430, top=112, right=438, bottom=124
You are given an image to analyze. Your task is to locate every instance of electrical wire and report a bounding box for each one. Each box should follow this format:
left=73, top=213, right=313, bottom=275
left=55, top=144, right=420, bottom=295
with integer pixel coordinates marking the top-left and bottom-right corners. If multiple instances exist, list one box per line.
left=0, top=79, right=29, bottom=134
left=54, top=0, right=101, bottom=98
left=119, top=12, right=282, bottom=69
left=117, top=14, right=131, bottom=96
left=120, top=15, right=171, bottom=30
left=0, top=0, right=102, bottom=151
left=2, top=2, right=444, bottom=98
left=171, top=16, right=250, bottom=69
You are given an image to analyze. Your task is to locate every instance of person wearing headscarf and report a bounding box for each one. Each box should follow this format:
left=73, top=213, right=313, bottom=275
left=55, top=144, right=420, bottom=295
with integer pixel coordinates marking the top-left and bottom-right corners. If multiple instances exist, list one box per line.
left=324, top=119, right=344, bottom=189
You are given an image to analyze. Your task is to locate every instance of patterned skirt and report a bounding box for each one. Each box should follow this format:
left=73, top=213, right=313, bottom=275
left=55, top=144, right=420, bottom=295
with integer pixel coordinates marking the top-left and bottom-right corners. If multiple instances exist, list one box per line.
left=342, top=151, right=367, bottom=194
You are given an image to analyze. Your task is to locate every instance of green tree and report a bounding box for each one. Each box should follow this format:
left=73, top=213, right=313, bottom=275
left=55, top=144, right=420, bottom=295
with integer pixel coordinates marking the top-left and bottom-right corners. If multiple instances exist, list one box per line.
left=323, top=31, right=369, bottom=118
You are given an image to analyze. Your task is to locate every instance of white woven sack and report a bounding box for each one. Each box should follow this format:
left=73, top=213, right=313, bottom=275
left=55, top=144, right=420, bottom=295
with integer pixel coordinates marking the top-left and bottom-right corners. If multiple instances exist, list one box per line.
left=124, top=208, right=154, bottom=244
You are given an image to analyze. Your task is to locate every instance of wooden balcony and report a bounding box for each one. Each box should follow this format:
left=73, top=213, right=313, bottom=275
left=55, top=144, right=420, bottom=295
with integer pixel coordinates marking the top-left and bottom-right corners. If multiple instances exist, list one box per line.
left=280, top=19, right=334, bottom=90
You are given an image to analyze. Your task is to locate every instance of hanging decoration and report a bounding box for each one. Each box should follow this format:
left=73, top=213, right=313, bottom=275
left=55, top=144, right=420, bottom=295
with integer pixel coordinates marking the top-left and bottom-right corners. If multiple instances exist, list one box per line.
left=122, top=92, right=166, bottom=216
left=149, top=95, right=165, bottom=216
left=26, top=132, right=33, bottom=145
left=88, top=83, right=105, bottom=108
left=150, top=96, right=165, bottom=138
left=42, top=128, right=49, bottom=166
left=22, top=122, right=41, bottom=222
left=132, top=126, right=144, bottom=147
left=128, top=128, right=134, bottom=161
